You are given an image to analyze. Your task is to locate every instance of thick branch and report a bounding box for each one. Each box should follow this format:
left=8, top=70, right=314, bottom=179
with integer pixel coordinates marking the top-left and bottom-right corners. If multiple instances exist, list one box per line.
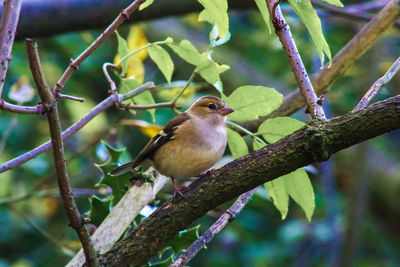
left=26, top=39, right=98, bottom=267
left=244, top=0, right=400, bottom=131
left=0, top=0, right=22, bottom=96
left=100, top=94, right=400, bottom=266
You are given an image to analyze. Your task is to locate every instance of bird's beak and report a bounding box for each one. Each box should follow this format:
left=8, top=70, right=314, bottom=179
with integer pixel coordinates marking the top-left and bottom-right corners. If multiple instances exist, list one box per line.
left=219, top=106, right=234, bottom=116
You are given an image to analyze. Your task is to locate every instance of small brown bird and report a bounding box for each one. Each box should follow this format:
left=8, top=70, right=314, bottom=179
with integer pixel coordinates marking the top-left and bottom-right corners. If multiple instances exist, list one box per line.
left=109, top=96, right=233, bottom=196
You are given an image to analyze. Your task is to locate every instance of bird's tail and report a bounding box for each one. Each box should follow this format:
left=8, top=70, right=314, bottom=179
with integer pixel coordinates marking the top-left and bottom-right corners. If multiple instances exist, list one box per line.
left=108, top=161, right=137, bottom=176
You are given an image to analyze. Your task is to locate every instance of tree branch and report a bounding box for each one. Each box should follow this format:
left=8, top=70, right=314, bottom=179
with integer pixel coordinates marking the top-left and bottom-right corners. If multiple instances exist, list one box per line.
left=52, top=0, right=146, bottom=95
left=267, top=0, right=326, bottom=120
left=0, top=0, right=22, bottom=96
left=100, top=94, right=400, bottom=266
left=0, top=99, right=44, bottom=114
left=0, top=82, right=154, bottom=173
left=353, top=55, right=400, bottom=111
left=243, top=0, right=400, bottom=131
left=170, top=189, right=257, bottom=267
left=26, top=39, right=98, bottom=267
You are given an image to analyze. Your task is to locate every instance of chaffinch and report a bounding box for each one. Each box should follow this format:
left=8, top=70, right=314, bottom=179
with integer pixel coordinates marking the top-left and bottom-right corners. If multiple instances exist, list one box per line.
left=109, top=96, right=234, bottom=196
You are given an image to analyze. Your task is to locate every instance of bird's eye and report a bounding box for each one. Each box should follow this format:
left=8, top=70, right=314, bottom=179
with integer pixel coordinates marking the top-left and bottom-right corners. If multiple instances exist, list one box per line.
left=208, top=103, right=216, bottom=109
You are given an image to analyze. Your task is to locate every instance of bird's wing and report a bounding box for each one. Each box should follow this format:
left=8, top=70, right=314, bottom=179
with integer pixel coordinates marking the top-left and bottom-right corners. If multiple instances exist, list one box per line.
left=108, top=112, right=191, bottom=176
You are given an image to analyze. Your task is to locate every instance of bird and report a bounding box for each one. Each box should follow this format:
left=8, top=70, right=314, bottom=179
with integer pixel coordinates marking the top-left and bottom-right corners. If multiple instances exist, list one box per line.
left=109, top=96, right=234, bottom=197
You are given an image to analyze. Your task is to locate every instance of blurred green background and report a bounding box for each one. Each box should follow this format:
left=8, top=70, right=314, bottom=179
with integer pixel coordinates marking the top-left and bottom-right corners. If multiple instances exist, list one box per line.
left=1, top=1, right=400, bottom=266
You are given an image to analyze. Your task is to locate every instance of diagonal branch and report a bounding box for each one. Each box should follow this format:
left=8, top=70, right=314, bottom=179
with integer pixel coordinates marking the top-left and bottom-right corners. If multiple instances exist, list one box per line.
left=353, top=55, right=400, bottom=111
left=100, top=94, right=400, bottom=266
left=243, top=0, right=400, bottom=131
left=52, top=0, right=146, bottom=95
left=0, top=0, right=22, bottom=96
left=26, top=39, right=98, bottom=267
left=0, top=82, right=155, bottom=173
left=267, top=0, right=326, bottom=120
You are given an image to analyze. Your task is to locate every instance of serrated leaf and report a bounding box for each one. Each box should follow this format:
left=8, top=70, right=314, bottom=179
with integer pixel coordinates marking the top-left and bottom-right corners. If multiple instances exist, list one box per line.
left=257, top=117, right=305, bottom=143
left=96, top=160, right=131, bottom=205
left=224, top=85, right=283, bottom=122
left=227, top=128, right=249, bottom=159
left=133, top=90, right=156, bottom=122
left=166, top=225, right=200, bottom=255
left=148, top=45, right=174, bottom=83
left=87, top=196, right=112, bottom=227
left=254, top=0, right=273, bottom=34
left=253, top=138, right=267, bottom=151
left=216, top=63, right=230, bottom=74
left=139, top=0, right=154, bottom=10
left=115, top=31, right=129, bottom=75
left=322, top=0, right=343, bottom=7
left=198, top=0, right=229, bottom=38
left=265, top=168, right=315, bottom=221
left=210, top=25, right=231, bottom=47
left=288, top=0, right=332, bottom=66
left=101, top=140, right=126, bottom=163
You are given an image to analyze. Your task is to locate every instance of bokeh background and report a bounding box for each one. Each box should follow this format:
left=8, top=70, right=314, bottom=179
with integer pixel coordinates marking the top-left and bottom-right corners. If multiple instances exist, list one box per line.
left=0, top=0, right=399, bottom=266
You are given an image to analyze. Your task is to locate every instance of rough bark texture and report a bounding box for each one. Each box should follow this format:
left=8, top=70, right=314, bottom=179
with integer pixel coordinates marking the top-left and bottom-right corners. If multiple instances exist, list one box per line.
left=99, top=95, right=400, bottom=266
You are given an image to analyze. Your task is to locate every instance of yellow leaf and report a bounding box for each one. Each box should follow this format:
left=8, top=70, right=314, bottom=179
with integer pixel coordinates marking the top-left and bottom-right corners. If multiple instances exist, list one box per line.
left=156, top=85, right=197, bottom=106
left=126, top=56, right=145, bottom=83
left=127, top=26, right=148, bottom=61
left=119, top=119, right=162, bottom=138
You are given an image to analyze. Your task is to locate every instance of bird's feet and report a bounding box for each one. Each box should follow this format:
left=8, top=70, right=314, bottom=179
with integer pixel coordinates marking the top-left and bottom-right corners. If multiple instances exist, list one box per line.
left=173, top=185, right=187, bottom=199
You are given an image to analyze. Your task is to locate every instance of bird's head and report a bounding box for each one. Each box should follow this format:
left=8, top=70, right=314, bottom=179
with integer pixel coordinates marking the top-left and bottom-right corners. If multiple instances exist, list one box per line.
left=187, top=96, right=234, bottom=125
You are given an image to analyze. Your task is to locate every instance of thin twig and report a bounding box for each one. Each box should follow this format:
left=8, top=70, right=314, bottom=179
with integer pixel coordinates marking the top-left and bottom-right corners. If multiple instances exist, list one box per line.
left=26, top=39, right=98, bottom=267
left=0, top=99, right=44, bottom=114
left=312, top=0, right=400, bottom=28
left=0, top=82, right=155, bottom=173
left=170, top=189, right=256, bottom=267
left=11, top=207, right=76, bottom=257
left=52, top=0, right=146, bottom=95
left=103, top=62, right=118, bottom=92
left=267, top=0, right=326, bottom=120
left=118, top=101, right=174, bottom=110
left=0, top=0, right=22, bottom=96
left=59, top=93, right=85, bottom=102
left=353, top=55, right=400, bottom=112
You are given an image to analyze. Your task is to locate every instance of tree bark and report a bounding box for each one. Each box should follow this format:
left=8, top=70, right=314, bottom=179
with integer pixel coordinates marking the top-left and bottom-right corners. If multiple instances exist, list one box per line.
left=99, top=94, right=400, bottom=266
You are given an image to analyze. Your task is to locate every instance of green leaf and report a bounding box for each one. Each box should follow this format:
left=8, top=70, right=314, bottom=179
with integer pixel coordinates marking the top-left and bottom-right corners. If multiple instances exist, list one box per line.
left=167, top=40, right=204, bottom=66
left=265, top=168, right=315, bottom=221
left=87, top=196, right=112, bottom=227
left=101, top=140, right=126, bottom=163
left=115, top=31, right=129, bottom=76
left=166, top=225, right=200, bottom=255
left=257, top=117, right=305, bottom=144
left=264, top=178, right=289, bottom=219
left=254, top=0, right=273, bottom=34
left=288, top=0, right=332, bottom=66
left=148, top=45, right=174, bottom=83
left=133, top=90, right=156, bottom=122
left=224, top=85, right=283, bottom=122
left=196, top=55, right=220, bottom=84
left=253, top=138, right=267, bottom=151
left=198, top=0, right=229, bottom=38
left=322, top=0, right=344, bottom=7
left=96, top=160, right=131, bottom=205
left=139, top=0, right=154, bottom=10
left=227, top=128, right=249, bottom=159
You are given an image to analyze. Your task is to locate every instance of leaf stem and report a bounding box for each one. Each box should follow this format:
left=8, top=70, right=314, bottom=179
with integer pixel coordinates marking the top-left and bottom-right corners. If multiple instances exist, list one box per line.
left=227, top=121, right=267, bottom=145
left=171, top=70, right=197, bottom=114
left=117, top=39, right=171, bottom=66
